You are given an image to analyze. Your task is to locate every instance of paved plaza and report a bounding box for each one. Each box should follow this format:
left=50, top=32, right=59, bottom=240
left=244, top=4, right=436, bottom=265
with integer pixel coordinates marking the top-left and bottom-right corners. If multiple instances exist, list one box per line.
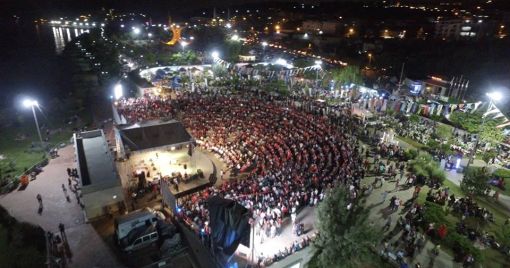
left=0, top=145, right=124, bottom=268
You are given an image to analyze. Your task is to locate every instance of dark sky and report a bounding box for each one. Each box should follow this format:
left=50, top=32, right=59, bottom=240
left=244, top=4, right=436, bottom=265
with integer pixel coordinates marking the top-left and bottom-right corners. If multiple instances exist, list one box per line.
left=1, top=0, right=372, bottom=19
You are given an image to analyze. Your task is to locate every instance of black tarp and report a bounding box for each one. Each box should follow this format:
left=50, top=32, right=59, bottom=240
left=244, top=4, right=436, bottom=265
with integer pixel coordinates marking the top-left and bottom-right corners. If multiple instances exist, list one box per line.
left=207, top=196, right=251, bottom=256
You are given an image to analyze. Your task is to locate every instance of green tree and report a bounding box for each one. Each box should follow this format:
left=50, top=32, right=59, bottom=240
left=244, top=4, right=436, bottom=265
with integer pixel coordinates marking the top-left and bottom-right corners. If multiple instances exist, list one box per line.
left=448, top=111, right=482, bottom=133
left=461, top=167, right=491, bottom=196
left=449, top=111, right=504, bottom=147
left=293, top=58, right=314, bottom=68
left=310, top=186, right=381, bottom=268
left=169, top=51, right=198, bottom=65
left=479, top=120, right=505, bottom=145
left=225, top=40, right=242, bottom=62
left=212, top=64, right=228, bottom=77
left=408, top=153, right=446, bottom=184
left=324, top=66, right=362, bottom=89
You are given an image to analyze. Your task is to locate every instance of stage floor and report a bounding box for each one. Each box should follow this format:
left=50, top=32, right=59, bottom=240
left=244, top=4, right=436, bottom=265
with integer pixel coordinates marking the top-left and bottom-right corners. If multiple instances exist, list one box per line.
left=116, top=147, right=216, bottom=197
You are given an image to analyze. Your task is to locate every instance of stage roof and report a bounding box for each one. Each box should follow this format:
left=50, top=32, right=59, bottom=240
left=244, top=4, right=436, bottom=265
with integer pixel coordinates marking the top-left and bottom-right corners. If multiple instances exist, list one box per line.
left=74, top=129, right=120, bottom=192
left=118, top=120, right=193, bottom=151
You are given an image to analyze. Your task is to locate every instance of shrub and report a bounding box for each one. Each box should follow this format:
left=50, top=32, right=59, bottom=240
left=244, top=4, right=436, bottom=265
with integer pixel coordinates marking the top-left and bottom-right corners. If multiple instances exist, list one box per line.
left=493, top=168, right=510, bottom=178
left=404, top=149, right=419, bottom=160
left=429, top=167, right=446, bottom=184
left=444, top=232, right=483, bottom=263
left=423, top=201, right=447, bottom=225
left=461, top=166, right=490, bottom=196
left=409, top=154, right=446, bottom=184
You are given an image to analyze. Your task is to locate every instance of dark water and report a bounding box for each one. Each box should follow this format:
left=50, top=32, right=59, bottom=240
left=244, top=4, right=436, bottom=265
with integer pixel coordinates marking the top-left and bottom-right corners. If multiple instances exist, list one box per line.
left=0, top=17, right=71, bottom=109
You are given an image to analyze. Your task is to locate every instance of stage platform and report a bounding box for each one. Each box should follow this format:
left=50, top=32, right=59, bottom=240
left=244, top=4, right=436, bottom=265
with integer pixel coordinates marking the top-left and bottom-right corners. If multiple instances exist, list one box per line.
left=117, top=148, right=217, bottom=199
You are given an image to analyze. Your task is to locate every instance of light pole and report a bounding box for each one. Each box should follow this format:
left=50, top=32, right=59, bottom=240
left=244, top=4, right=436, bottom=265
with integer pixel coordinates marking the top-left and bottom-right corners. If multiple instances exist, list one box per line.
left=368, top=53, right=372, bottom=67
left=466, top=91, right=502, bottom=168
left=23, top=99, right=44, bottom=146
left=314, top=60, right=322, bottom=87
left=211, top=51, right=220, bottom=61
left=261, top=41, right=268, bottom=61
left=180, top=41, right=188, bottom=52
left=114, top=83, right=123, bottom=100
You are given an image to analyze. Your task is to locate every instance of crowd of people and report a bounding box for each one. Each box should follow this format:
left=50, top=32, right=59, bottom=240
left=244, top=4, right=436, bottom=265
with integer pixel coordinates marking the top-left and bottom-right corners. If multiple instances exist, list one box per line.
left=161, top=91, right=366, bottom=259
left=112, top=87, right=500, bottom=267
left=116, top=93, right=175, bottom=123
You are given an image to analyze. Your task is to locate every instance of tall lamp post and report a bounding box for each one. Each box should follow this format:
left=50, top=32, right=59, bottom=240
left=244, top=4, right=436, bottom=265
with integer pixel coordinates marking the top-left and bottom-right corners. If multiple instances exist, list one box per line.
left=261, top=41, right=268, bottom=61
left=466, top=91, right=503, bottom=168
left=23, top=99, right=44, bottom=146
left=180, top=41, right=188, bottom=52
left=314, top=60, right=322, bottom=88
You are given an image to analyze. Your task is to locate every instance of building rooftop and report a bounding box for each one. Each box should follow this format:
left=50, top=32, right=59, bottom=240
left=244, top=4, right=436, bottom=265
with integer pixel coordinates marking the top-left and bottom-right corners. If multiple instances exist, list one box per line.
left=118, top=120, right=193, bottom=151
left=75, top=129, right=119, bottom=192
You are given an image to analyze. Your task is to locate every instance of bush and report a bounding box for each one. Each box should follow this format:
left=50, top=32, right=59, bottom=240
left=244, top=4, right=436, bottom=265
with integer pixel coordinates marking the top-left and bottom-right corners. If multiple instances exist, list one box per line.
left=404, top=149, right=419, bottom=160
left=444, top=232, right=483, bottom=263
left=461, top=166, right=490, bottom=196
left=409, top=154, right=446, bottom=184
left=423, top=201, right=447, bottom=225
left=493, top=168, right=510, bottom=178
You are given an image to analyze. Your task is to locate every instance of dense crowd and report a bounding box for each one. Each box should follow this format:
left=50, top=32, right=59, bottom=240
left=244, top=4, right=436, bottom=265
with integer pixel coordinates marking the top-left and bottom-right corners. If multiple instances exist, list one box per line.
left=170, top=92, right=364, bottom=253
left=116, top=93, right=175, bottom=123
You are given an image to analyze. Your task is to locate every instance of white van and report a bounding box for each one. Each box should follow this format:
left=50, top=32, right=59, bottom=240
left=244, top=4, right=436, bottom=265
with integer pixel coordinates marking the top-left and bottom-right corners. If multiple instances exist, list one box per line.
left=115, top=208, right=158, bottom=242
left=121, top=226, right=159, bottom=253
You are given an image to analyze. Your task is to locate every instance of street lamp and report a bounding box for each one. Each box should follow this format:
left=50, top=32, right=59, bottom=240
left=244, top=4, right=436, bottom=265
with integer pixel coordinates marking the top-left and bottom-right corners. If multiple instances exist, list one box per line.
left=368, top=53, right=373, bottom=66
left=23, top=99, right=44, bottom=146
left=231, top=34, right=240, bottom=41
left=261, top=42, right=268, bottom=61
left=466, top=91, right=503, bottom=168
left=132, top=27, right=140, bottom=35
left=114, top=84, right=123, bottom=100
left=180, top=41, right=188, bottom=51
left=314, top=60, right=322, bottom=82
left=487, top=91, right=502, bottom=102
left=211, top=51, right=220, bottom=60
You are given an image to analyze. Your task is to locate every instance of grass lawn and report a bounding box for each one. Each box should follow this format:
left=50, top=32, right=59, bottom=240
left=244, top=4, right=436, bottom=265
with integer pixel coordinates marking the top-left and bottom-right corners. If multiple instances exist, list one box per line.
left=0, top=123, right=73, bottom=181
left=396, top=136, right=427, bottom=150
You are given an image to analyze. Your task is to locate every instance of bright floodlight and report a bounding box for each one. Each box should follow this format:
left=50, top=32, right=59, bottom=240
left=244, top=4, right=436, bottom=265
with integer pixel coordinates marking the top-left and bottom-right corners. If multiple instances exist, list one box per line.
left=261, top=41, right=268, bottom=47
left=23, top=99, right=38, bottom=108
left=226, top=23, right=232, bottom=29
left=114, top=84, right=123, bottom=100
left=275, top=58, right=287, bottom=66
left=315, top=60, right=323, bottom=66
left=231, top=34, right=239, bottom=41
left=487, top=92, right=503, bottom=101
left=211, top=51, right=220, bottom=60
left=132, top=27, right=141, bottom=34
left=181, top=41, right=189, bottom=48
left=148, top=33, right=153, bottom=37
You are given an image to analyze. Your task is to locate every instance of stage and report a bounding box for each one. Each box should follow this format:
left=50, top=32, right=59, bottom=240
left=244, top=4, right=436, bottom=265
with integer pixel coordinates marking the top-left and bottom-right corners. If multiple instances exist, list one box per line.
left=116, top=147, right=216, bottom=198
